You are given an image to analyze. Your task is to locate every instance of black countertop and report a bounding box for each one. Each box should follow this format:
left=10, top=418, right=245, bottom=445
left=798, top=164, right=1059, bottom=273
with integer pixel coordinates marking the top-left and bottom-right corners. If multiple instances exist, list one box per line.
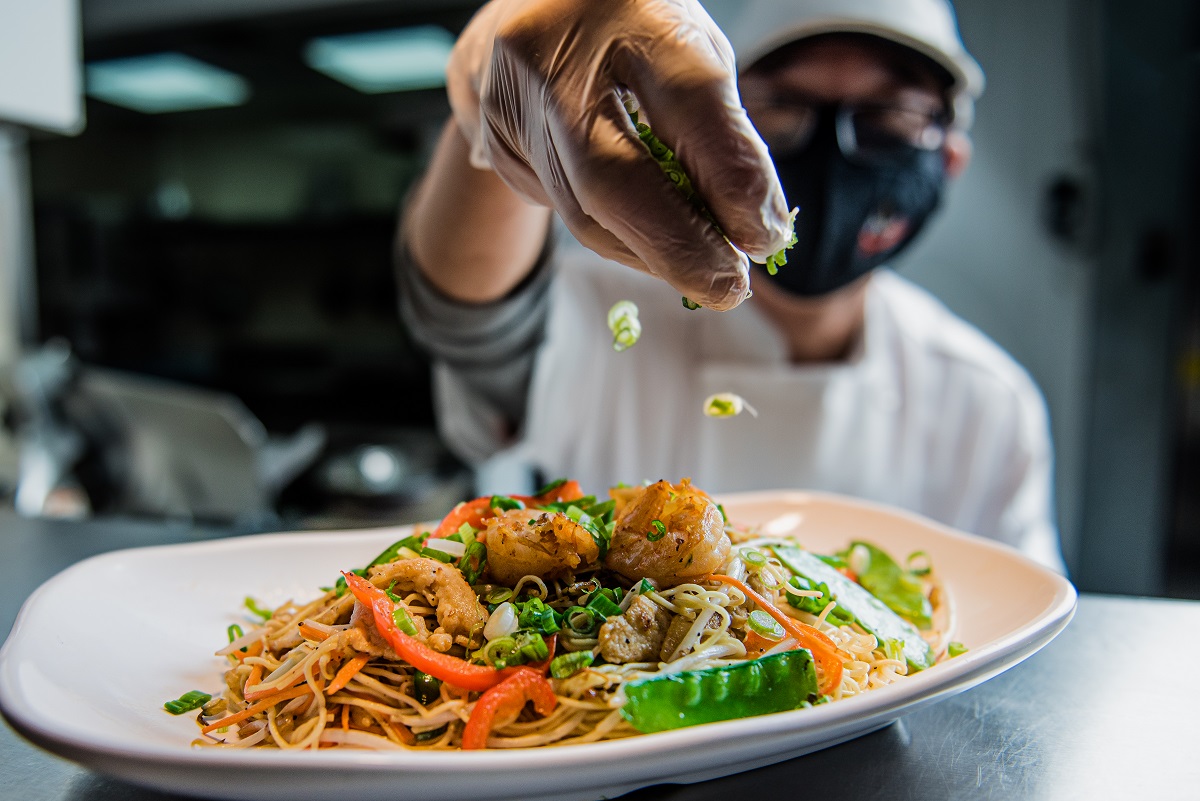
left=0, top=510, right=1196, bottom=800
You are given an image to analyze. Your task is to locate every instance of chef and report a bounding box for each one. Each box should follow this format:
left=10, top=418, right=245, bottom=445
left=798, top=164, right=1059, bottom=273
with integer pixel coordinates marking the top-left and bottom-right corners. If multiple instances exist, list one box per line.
left=397, top=0, right=1066, bottom=572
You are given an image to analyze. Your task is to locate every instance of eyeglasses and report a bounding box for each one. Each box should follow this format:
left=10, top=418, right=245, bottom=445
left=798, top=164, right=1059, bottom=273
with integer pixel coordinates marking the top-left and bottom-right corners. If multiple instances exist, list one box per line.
left=743, top=93, right=949, bottom=164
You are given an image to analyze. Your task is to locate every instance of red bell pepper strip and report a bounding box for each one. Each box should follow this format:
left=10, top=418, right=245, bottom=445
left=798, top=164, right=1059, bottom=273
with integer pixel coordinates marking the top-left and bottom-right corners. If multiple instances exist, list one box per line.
left=461, top=667, right=557, bottom=750
left=342, top=571, right=506, bottom=692
left=708, top=574, right=845, bottom=696
left=517, top=479, right=585, bottom=507
left=431, top=497, right=495, bottom=541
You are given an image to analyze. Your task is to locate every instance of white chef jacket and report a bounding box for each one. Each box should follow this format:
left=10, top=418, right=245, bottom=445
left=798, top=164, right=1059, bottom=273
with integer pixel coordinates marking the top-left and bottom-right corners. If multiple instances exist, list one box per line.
left=414, top=246, right=1064, bottom=573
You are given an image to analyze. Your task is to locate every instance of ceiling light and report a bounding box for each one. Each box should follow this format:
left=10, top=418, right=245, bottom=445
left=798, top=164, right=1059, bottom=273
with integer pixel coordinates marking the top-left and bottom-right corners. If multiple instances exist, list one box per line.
left=86, top=53, right=250, bottom=114
left=304, top=26, right=454, bottom=94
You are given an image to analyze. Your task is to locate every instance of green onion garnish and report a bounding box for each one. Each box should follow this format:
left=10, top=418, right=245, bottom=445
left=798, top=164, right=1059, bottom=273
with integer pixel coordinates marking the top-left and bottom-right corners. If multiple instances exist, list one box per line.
left=564, top=606, right=602, bottom=637
left=226, top=624, right=244, bottom=643
left=702, top=393, right=757, bottom=419
left=243, top=596, right=272, bottom=621
left=413, top=671, right=442, bottom=705
left=741, top=549, right=768, bottom=569
left=682, top=297, right=702, bottom=310
left=747, top=609, right=785, bottom=640
left=948, top=641, right=968, bottom=657
left=550, top=651, right=595, bottom=678
left=490, top=495, right=524, bottom=511
left=392, top=606, right=419, bottom=637
left=607, top=300, right=642, bottom=352
left=487, top=587, right=514, bottom=605
left=647, top=519, right=667, bottom=542
left=585, top=592, right=624, bottom=619
left=413, top=724, right=448, bottom=742
left=534, top=478, right=567, bottom=497
left=163, top=690, right=212, bottom=715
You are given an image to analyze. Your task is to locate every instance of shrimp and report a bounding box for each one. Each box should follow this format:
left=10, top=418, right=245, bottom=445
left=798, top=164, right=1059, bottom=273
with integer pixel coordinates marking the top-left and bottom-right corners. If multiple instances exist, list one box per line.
left=368, top=557, right=488, bottom=645
left=483, top=508, right=601, bottom=586
left=605, top=478, right=729, bottom=587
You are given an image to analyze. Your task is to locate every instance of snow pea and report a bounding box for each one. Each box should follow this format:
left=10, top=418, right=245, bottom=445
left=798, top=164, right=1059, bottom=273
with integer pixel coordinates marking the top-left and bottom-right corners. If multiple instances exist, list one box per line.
left=620, top=650, right=818, bottom=733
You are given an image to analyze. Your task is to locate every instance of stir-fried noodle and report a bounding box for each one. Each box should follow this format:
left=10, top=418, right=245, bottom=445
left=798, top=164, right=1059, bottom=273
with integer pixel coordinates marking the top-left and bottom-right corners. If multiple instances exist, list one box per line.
left=186, top=479, right=955, bottom=750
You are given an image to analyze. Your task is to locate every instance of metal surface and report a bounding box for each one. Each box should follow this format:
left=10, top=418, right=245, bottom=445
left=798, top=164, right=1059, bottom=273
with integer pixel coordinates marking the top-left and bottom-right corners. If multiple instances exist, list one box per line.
left=0, top=510, right=1196, bottom=800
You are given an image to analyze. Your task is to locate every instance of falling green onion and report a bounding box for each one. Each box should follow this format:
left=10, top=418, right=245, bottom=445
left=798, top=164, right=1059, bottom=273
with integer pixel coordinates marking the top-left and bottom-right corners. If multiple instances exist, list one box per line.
left=703, top=393, right=758, bottom=419
left=163, top=690, right=212, bottom=715
left=682, top=297, right=702, bottom=310
left=607, top=300, right=642, bottom=352
left=550, top=651, right=595, bottom=678
left=747, top=609, right=785, bottom=641
left=243, top=596, right=273, bottom=622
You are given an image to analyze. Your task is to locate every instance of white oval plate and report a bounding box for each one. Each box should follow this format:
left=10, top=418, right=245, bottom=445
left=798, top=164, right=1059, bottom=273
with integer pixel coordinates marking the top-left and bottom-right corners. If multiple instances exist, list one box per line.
left=0, top=491, right=1075, bottom=801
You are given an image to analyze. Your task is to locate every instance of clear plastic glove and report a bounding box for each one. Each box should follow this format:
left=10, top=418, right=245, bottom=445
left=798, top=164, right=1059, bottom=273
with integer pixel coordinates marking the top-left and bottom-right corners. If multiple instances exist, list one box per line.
left=446, top=0, right=792, bottom=311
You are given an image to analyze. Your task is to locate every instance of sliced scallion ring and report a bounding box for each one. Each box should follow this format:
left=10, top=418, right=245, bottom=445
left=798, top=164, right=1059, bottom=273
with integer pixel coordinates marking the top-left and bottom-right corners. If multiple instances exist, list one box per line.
left=607, top=300, right=642, bottom=352
left=703, top=393, right=758, bottom=419
left=747, top=609, right=785, bottom=641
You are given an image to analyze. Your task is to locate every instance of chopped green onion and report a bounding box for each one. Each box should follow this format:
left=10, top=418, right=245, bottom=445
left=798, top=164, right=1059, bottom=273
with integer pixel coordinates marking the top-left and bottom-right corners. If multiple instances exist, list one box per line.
left=515, top=630, right=549, bottom=662
left=413, top=671, right=442, bottom=705
left=163, top=690, right=212, bottom=715
left=456, top=522, right=478, bottom=540
left=747, top=609, right=785, bottom=640
left=550, top=651, right=595, bottom=678
left=486, top=587, right=514, bottom=605
left=534, top=478, right=566, bottom=497
left=458, top=540, right=487, bottom=585
left=564, top=606, right=602, bottom=638
left=703, top=393, right=758, bottom=419
left=647, top=519, right=667, bottom=542
left=413, top=724, right=448, bottom=742
left=392, top=606, right=419, bottom=637
left=420, top=547, right=456, bottom=564
left=243, top=596, right=272, bottom=622
left=490, top=495, right=524, bottom=511
left=586, top=591, right=624, bottom=619
left=635, top=578, right=656, bottom=595
left=907, top=550, right=933, bottom=577
left=608, top=300, right=642, bottom=352
left=681, top=297, right=702, bottom=310
left=226, top=624, right=244, bottom=643
left=763, top=207, right=799, bottom=275
left=948, top=641, right=968, bottom=657
left=741, top=549, right=768, bottom=569
left=717, top=504, right=727, bottom=523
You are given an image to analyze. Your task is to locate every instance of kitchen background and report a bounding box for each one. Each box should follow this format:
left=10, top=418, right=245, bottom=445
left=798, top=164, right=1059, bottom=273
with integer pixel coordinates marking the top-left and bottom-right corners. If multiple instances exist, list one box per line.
left=0, top=0, right=1196, bottom=597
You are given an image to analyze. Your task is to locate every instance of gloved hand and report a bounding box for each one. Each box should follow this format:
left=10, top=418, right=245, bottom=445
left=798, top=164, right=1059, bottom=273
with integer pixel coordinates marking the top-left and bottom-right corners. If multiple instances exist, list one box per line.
left=446, top=0, right=792, bottom=311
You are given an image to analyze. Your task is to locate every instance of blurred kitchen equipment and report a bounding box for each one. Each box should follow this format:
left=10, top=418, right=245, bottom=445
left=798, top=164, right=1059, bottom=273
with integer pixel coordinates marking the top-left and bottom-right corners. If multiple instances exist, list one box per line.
left=5, top=342, right=325, bottom=525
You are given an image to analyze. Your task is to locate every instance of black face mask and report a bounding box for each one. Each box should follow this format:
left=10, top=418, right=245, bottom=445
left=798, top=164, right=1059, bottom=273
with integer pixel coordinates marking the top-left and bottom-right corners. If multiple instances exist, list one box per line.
left=768, top=111, right=947, bottom=296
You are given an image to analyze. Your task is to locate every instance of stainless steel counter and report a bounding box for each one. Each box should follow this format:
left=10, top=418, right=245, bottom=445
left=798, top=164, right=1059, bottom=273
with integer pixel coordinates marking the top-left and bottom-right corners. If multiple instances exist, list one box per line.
left=1, top=510, right=1196, bottom=800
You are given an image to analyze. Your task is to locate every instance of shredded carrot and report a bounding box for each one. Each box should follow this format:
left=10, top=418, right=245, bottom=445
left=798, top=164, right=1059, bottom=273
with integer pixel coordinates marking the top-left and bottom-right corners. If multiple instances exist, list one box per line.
left=297, top=622, right=331, bottom=642
left=201, top=685, right=312, bottom=734
left=243, top=665, right=263, bottom=697
left=340, top=703, right=350, bottom=731
left=244, top=670, right=306, bottom=702
left=708, top=573, right=845, bottom=696
left=327, top=654, right=371, bottom=695
left=230, top=641, right=263, bottom=663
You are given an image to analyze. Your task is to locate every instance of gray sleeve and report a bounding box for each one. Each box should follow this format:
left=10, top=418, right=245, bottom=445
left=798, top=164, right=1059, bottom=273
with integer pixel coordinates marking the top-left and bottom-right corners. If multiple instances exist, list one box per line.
left=396, top=237, right=555, bottom=463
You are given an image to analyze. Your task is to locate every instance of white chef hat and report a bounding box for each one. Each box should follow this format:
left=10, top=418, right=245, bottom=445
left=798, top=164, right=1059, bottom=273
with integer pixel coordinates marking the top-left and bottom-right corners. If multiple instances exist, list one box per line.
left=705, top=0, right=984, bottom=127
